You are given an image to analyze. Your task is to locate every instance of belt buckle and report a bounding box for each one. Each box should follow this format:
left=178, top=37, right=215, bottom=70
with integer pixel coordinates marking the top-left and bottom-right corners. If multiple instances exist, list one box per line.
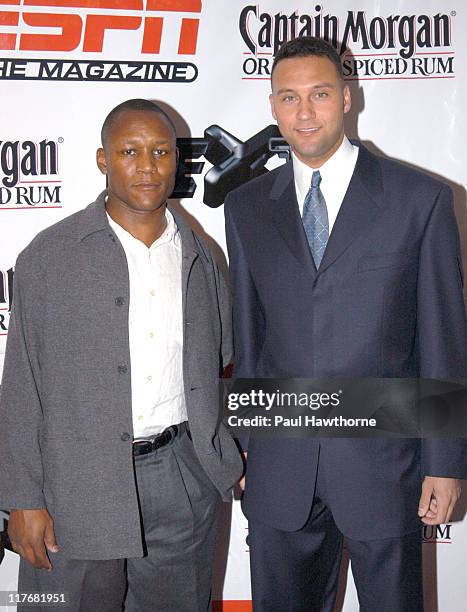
left=133, top=425, right=180, bottom=456
left=133, top=440, right=153, bottom=456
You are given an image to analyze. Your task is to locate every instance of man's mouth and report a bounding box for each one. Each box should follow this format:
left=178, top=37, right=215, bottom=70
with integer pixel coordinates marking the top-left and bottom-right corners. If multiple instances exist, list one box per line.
left=295, top=127, right=320, bottom=134
left=133, top=182, right=161, bottom=189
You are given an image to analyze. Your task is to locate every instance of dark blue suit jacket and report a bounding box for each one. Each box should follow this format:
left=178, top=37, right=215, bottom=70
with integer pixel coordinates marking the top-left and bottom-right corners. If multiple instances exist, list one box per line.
left=224, top=142, right=467, bottom=540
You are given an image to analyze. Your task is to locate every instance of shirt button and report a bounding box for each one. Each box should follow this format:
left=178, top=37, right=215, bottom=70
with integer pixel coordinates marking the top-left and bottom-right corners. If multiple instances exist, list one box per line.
left=150, top=289, right=155, bottom=296
left=149, top=332, right=154, bottom=339
left=118, top=365, right=128, bottom=374
left=115, top=297, right=125, bottom=306
left=146, top=375, right=152, bottom=382
left=138, top=415, right=143, bottom=421
left=120, top=432, right=131, bottom=441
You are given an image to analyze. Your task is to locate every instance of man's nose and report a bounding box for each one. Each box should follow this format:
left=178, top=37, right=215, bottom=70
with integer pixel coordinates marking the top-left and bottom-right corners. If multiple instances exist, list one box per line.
left=296, top=99, right=316, bottom=121
left=137, top=150, right=157, bottom=172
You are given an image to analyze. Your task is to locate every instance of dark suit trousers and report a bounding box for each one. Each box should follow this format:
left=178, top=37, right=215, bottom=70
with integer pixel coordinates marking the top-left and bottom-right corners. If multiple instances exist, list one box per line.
left=248, top=460, right=423, bottom=612
left=18, top=425, right=220, bottom=612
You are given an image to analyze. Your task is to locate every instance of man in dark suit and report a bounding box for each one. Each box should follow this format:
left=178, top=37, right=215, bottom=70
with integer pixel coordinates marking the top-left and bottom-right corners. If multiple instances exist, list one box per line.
left=224, top=37, right=466, bottom=611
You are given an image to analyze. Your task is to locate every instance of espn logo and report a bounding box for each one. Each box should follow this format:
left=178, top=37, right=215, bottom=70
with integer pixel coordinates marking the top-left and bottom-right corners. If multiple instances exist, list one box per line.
left=0, top=0, right=201, bottom=54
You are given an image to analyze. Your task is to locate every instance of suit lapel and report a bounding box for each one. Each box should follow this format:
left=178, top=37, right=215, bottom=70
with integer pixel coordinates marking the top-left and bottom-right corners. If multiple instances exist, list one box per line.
left=317, top=143, right=384, bottom=275
left=269, top=161, right=317, bottom=276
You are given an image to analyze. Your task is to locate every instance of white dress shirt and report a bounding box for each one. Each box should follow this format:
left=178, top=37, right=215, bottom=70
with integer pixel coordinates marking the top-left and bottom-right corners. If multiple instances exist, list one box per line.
left=293, top=136, right=359, bottom=233
left=107, top=209, right=187, bottom=438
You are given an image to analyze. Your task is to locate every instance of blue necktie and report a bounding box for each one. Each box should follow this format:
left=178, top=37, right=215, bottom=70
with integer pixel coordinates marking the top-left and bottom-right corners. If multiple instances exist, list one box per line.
left=302, top=170, right=329, bottom=268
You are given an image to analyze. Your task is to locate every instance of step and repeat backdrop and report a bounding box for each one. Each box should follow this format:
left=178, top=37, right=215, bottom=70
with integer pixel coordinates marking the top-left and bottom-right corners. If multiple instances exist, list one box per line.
left=0, top=1, right=466, bottom=610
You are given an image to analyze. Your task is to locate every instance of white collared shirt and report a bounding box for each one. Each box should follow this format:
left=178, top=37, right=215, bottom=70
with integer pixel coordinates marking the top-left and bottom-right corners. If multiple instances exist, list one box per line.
left=107, top=209, right=187, bottom=438
left=293, top=136, right=359, bottom=232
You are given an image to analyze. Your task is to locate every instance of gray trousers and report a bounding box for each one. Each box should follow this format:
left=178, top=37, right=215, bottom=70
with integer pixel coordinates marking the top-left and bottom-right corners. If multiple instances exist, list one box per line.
left=18, top=424, right=220, bottom=612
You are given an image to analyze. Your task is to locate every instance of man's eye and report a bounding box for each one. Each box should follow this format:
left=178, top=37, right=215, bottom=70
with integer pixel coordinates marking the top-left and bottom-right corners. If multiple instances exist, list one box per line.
left=282, top=95, right=296, bottom=103
left=316, top=91, right=329, bottom=99
left=122, top=149, right=136, bottom=155
left=154, top=149, right=168, bottom=156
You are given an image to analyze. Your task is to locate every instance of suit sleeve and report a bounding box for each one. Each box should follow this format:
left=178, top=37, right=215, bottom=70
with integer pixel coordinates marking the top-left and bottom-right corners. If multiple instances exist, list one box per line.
left=224, top=195, right=266, bottom=451
left=0, top=252, right=46, bottom=509
left=417, top=185, right=467, bottom=478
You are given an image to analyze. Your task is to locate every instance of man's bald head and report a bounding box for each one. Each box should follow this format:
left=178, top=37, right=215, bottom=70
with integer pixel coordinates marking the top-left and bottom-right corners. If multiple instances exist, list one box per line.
left=101, top=99, right=177, bottom=149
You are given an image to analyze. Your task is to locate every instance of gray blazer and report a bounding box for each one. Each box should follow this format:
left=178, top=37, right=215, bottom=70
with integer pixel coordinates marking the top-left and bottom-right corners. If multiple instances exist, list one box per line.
left=0, top=192, right=242, bottom=559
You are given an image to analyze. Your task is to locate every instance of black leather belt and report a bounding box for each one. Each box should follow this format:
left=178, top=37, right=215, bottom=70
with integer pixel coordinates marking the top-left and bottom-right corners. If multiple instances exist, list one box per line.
left=133, top=425, right=179, bottom=457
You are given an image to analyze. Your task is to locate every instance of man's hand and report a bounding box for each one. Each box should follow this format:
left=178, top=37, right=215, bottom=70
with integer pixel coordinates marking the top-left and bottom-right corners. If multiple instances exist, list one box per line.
left=8, top=509, right=59, bottom=570
left=239, top=452, right=248, bottom=491
left=418, top=476, right=461, bottom=525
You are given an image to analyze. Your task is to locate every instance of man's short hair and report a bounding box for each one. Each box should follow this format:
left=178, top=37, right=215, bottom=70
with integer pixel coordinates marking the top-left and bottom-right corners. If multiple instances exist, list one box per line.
left=101, top=99, right=177, bottom=147
left=272, top=36, right=344, bottom=80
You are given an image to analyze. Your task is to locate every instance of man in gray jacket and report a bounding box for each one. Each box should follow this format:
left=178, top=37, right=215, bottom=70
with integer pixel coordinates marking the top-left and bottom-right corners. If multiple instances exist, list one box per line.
left=0, top=98, right=242, bottom=611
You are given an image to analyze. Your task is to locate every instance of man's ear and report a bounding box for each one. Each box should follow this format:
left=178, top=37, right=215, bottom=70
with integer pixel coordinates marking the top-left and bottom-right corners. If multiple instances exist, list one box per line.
left=343, top=84, right=352, bottom=115
left=96, top=148, right=107, bottom=175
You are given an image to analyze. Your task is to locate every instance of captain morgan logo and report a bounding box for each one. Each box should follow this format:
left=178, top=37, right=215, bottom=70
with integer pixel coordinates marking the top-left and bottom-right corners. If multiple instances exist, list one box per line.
left=239, top=4, right=455, bottom=80
left=0, top=0, right=202, bottom=82
left=0, top=138, right=63, bottom=208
